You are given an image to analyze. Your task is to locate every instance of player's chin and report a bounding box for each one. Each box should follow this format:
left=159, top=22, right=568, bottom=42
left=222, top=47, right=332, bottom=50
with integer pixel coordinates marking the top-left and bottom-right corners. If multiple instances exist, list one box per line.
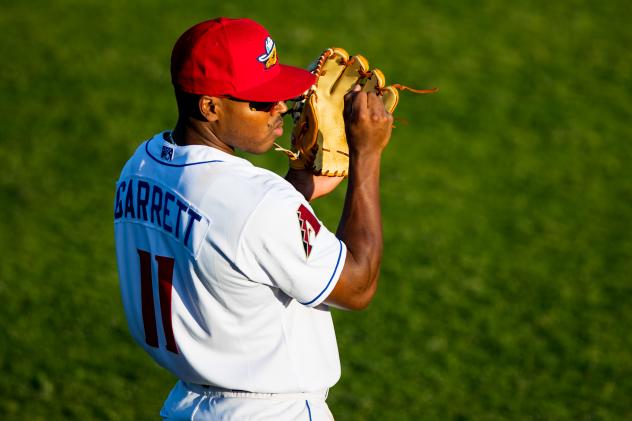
left=247, top=138, right=278, bottom=155
left=263, top=130, right=284, bottom=151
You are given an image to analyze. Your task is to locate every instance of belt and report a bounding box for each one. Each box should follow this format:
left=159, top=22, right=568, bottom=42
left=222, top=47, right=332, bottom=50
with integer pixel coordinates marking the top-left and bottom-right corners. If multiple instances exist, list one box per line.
left=184, top=382, right=329, bottom=401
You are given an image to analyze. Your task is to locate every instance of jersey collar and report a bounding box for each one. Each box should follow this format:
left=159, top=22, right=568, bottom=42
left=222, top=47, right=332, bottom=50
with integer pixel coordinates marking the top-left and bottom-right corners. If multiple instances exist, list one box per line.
left=145, top=132, right=254, bottom=168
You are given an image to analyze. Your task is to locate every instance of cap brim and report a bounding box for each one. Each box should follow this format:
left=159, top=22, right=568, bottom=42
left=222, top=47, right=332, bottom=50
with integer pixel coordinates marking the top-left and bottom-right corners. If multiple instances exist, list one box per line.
left=231, top=65, right=316, bottom=102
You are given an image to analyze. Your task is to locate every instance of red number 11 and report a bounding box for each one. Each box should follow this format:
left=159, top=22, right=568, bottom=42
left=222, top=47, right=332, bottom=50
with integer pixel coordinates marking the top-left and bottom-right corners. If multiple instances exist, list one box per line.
left=137, top=249, right=179, bottom=354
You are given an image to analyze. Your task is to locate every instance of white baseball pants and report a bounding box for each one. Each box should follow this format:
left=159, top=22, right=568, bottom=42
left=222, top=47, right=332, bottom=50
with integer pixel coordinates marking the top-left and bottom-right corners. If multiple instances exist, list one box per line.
left=160, top=381, right=335, bottom=420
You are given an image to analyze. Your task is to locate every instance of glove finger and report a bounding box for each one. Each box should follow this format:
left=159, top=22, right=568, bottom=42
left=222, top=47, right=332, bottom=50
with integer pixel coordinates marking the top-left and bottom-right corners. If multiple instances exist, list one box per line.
left=331, top=54, right=369, bottom=97
left=316, top=48, right=350, bottom=92
left=361, top=68, right=385, bottom=93
left=362, top=69, right=399, bottom=113
left=380, top=86, right=399, bottom=113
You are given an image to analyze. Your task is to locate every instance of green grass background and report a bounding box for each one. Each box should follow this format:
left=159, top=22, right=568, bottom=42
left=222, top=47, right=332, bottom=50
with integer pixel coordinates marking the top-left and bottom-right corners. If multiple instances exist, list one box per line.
left=1, top=0, right=631, bottom=419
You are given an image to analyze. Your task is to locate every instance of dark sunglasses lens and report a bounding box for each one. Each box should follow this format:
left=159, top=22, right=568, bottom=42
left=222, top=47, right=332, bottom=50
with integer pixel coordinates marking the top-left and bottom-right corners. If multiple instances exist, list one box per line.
left=249, top=101, right=277, bottom=112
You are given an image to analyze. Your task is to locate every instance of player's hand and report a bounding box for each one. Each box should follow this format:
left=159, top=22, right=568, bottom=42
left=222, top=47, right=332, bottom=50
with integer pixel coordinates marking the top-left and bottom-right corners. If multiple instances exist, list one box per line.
left=344, top=84, right=393, bottom=157
left=285, top=168, right=345, bottom=201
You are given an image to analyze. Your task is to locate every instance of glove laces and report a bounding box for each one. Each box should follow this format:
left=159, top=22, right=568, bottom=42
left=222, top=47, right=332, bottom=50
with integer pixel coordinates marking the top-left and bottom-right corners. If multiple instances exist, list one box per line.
left=384, top=84, right=438, bottom=95
left=273, top=143, right=300, bottom=160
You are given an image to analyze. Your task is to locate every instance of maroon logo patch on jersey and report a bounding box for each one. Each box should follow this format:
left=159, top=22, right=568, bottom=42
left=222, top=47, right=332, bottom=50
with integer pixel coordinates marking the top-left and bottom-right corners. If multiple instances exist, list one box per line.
left=297, top=204, right=321, bottom=259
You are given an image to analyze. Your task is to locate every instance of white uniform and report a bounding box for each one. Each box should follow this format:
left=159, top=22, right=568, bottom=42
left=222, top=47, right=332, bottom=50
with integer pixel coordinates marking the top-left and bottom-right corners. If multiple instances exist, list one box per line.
left=114, top=132, right=346, bottom=419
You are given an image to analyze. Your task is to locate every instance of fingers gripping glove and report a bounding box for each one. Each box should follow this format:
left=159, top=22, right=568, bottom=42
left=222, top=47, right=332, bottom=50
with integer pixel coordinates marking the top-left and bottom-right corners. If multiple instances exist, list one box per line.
left=275, top=47, right=437, bottom=177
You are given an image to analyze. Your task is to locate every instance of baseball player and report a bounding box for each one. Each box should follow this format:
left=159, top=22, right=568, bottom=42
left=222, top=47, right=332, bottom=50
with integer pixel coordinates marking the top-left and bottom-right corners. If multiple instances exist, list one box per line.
left=114, top=17, right=392, bottom=420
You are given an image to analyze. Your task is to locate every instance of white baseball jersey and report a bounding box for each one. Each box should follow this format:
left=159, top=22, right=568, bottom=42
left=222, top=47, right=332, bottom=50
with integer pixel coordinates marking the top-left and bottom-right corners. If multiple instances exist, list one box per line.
left=114, top=132, right=346, bottom=394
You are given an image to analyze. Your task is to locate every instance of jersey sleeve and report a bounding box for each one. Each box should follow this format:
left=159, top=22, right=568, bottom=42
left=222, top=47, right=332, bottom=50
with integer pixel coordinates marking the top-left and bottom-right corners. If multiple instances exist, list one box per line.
left=235, top=187, right=346, bottom=307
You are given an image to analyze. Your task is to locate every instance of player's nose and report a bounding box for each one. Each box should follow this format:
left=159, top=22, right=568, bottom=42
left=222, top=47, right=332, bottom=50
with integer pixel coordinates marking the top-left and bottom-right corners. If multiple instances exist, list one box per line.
left=274, top=101, right=288, bottom=114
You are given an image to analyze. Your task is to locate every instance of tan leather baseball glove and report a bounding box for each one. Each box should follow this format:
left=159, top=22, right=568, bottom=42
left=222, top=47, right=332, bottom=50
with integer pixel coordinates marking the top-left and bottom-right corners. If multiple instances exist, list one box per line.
left=275, top=47, right=437, bottom=176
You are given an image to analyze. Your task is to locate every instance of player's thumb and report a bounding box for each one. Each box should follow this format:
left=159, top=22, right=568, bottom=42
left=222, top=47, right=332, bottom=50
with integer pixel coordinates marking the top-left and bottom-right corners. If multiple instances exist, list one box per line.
left=344, top=84, right=362, bottom=115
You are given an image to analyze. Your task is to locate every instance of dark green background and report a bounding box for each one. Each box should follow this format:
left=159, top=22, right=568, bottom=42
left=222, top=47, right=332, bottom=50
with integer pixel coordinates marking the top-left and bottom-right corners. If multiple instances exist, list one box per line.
left=1, top=0, right=630, bottom=419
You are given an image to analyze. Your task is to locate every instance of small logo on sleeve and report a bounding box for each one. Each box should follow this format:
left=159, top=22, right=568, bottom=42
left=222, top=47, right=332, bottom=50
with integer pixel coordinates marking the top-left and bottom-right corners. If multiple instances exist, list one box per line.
left=257, top=37, right=278, bottom=69
left=297, top=204, right=321, bottom=259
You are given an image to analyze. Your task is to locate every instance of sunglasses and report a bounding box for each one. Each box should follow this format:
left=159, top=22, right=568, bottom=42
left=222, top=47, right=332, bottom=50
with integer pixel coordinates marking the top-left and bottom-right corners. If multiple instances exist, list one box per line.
left=226, top=97, right=280, bottom=113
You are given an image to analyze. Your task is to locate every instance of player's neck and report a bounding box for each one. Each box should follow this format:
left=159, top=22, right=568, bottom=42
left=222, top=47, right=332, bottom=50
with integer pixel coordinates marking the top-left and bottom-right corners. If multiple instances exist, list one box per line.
left=172, top=119, right=235, bottom=155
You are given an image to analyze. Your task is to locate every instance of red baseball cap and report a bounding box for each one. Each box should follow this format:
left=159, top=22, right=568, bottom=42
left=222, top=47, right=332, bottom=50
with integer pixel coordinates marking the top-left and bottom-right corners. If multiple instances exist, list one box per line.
left=171, top=18, right=316, bottom=102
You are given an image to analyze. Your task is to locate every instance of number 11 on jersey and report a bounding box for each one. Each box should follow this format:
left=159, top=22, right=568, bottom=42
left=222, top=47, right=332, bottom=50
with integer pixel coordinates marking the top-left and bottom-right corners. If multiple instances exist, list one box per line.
left=137, top=249, right=179, bottom=354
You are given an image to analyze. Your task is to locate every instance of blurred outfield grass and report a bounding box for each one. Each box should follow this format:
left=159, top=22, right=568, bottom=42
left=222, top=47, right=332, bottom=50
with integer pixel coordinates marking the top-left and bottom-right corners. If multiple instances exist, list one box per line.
left=1, top=0, right=631, bottom=419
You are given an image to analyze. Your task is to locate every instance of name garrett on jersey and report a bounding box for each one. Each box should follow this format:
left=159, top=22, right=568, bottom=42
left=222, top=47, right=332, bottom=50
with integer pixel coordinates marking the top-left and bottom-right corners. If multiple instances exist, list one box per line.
left=114, top=177, right=209, bottom=255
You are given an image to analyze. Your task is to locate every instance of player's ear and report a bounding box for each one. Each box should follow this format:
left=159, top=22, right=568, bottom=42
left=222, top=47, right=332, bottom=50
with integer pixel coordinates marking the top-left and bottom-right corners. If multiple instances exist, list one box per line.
left=199, top=96, right=220, bottom=122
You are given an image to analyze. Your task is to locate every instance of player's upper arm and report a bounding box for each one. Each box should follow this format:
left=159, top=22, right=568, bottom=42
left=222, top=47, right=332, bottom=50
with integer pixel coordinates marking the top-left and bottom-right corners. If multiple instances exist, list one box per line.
left=324, top=249, right=380, bottom=311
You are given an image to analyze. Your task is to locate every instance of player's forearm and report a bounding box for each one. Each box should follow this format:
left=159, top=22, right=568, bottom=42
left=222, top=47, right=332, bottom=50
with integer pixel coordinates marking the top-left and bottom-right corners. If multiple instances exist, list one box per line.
left=337, top=153, right=383, bottom=250
left=335, top=153, right=384, bottom=305
left=285, top=168, right=314, bottom=201
left=284, top=168, right=345, bottom=202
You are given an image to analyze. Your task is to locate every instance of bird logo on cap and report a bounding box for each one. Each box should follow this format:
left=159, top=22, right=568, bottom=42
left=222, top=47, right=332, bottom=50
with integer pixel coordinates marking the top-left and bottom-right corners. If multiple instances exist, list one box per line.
left=257, top=36, right=278, bottom=69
